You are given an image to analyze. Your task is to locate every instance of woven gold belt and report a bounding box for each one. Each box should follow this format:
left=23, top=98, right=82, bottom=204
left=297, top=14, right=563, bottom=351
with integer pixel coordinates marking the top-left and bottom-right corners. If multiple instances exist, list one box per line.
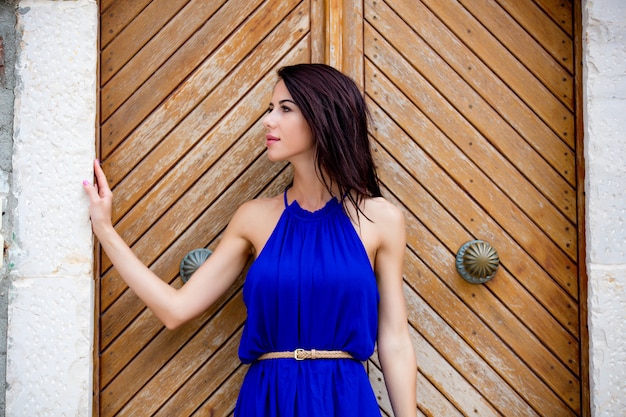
left=257, top=349, right=353, bottom=361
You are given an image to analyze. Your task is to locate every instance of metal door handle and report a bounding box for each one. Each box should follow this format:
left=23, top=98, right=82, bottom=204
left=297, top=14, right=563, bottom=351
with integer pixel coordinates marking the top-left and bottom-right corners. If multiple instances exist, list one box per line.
left=180, top=248, right=212, bottom=283
left=455, top=240, right=499, bottom=284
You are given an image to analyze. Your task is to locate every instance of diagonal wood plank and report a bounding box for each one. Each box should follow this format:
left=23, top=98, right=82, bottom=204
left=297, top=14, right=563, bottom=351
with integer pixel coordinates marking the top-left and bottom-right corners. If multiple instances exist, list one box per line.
left=100, top=40, right=308, bottom=313
left=365, top=0, right=576, bottom=210
left=366, top=61, right=578, bottom=297
left=368, top=95, right=579, bottom=337
left=101, top=290, right=245, bottom=417
left=417, top=0, right=574, bottom=143
left=375, top=149, right=579, bottom=413
left=100, top=0, right=152, bottom=48
left=495, top=0, right=573, bottom=67
left=152, top=329, right=245, bottom=416
left=118, top=300, right=246, bottom=416
left=100, top=0, right=189, bottom=82
left=533, top=0, right=573, bottom=36
left=106, top=2, right=309, bottom=225
left=375, top=129, right=580, bottom=375
left=364, top=18, right=577, bottom=257
left=101, top=0, right=231, bottom=122
left=100, top=146, right=288, bottom=348
left=376, top=0, right=576, bottom=187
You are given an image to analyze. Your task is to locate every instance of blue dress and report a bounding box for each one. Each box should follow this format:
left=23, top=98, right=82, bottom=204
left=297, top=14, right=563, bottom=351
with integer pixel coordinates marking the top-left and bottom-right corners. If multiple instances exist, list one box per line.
left=235, top=190, right=381, bottom=416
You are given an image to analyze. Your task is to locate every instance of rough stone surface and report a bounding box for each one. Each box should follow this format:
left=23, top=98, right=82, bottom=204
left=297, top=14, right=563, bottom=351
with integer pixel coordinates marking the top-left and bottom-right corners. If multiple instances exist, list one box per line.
left=6, top=1, right=97, bottom=416
left=584, top=0, right=626, bottom=265
left=11, top=0, right=96, bottom=278
left=588, top=265, right=626, bottom=416
left=6, top=277, right=92, bottom=416
left=1, top=1, right=19, bottom=415
left=583, top=0, right=626, bottom=415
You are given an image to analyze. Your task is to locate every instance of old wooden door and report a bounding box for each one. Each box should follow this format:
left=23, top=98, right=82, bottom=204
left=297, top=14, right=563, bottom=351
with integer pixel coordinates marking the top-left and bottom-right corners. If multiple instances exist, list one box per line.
left=360, top=0, right=585, bottom=416
left=97, top=0, right=585, bottom=416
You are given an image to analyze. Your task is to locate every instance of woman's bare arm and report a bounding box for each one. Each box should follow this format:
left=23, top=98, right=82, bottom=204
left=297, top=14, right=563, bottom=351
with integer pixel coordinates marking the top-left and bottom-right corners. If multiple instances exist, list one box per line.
left=370, top=200, right=417, bottom=417
left=83, top=159, right=251, bottom=329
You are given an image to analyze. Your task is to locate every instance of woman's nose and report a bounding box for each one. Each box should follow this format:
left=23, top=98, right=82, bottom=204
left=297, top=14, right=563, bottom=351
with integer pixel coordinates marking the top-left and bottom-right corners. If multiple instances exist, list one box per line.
left=262, top=112, right=275, bottom=129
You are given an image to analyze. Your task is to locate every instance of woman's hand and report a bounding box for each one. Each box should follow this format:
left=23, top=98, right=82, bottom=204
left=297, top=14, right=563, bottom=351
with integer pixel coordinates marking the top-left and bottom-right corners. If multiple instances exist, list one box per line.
left=83, top=159, right=114, bottom=236
left=79, top=158, right=252, bottom=329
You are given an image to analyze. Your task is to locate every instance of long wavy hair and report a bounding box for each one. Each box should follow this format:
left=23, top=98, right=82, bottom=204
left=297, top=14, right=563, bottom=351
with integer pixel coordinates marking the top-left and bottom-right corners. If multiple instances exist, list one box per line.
left=277, top=64, right=382, bottom=218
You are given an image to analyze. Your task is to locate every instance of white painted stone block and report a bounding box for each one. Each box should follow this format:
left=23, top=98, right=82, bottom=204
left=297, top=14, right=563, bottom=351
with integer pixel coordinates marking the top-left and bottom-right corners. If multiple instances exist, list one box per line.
left=6, top=277, right=93, bottom=417
left=7, top=1, right=97, bottom=416
left=11, top=0, right=96, bottom=278
left=588, top=264, right=626, bottom=416
left=585, top=97, right=626, bottom=264
left=584, top=1, right=626, bottom=416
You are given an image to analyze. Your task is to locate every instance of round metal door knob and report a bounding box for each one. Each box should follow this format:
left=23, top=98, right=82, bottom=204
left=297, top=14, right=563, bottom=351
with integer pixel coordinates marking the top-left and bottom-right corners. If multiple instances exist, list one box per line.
left=455, top=240, right=499, bottom=284
left=180, top=248, right=212, bottom=283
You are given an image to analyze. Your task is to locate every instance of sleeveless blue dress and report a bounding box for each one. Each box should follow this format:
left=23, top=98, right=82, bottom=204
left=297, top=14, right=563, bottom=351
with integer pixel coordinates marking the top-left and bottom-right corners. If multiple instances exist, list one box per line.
left=235, top=190, right=381, bottom=416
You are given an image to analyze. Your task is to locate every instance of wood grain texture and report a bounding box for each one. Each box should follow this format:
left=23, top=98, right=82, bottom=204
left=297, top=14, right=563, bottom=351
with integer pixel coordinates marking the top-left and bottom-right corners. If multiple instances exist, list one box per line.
left=364, top=0, right=581, bottom=415
left=100, top=0, right=152, bottom=48
left=364, top=23, right=577, bottom=259
left=98, top=1, right=310, bottom=415
left=419, top=0, right=575, bottom=144
left=98, top=0, right=584, bottom=415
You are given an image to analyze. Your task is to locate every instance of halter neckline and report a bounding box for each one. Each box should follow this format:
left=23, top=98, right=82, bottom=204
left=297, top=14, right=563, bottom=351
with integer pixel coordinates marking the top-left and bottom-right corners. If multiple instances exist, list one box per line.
left=283, top=188, right=340, bottom=220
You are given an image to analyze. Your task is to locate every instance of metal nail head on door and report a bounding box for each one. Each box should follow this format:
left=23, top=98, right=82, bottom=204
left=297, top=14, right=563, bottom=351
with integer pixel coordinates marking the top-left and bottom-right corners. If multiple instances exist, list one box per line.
left=180, top=248, right=213, bottom=283
left=455, top=240, right=500, bottom=284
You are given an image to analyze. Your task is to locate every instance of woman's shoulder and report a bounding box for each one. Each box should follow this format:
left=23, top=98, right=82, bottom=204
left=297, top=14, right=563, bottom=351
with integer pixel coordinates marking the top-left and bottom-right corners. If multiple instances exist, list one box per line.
left=229, top=194, right=284, bottom=234
left=350, top=196, right=405, bottom=260
left=360, top=196, right=404, bottom=226
left=230, top=194, right=285, bottom=252
left=233, top=194, right=284, bottom=222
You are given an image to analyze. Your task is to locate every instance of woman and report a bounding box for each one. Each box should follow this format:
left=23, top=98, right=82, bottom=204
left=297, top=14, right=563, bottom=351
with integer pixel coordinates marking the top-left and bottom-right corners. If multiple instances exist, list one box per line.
left=84, top=63, right=416, bottom=416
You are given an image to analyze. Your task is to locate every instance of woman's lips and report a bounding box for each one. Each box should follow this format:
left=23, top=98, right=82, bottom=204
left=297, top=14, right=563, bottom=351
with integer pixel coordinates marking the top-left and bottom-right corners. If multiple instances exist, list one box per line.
left=265, top=134, right=279, bottom=145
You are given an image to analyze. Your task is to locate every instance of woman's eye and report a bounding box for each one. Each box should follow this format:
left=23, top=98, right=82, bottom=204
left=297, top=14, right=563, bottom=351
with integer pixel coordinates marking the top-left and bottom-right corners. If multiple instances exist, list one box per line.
left=281, top=106, right=291, bottom=112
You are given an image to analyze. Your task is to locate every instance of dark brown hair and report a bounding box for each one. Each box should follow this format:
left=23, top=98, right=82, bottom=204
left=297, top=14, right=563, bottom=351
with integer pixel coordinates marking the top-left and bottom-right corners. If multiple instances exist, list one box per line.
left=278, top=64, right=381, bottom=216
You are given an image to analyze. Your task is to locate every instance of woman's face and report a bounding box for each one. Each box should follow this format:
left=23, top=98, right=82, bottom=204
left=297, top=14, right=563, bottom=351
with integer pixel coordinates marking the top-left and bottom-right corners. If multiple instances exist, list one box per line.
left=262, top=80, right=315, bottom=163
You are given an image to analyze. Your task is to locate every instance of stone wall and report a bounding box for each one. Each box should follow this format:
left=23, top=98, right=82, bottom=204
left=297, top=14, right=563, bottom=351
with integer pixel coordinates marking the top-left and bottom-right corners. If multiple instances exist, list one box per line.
left=0, top=1, right=18, bottom=415
left=5, top=1, right=97, bottom=416
left=583, top=0, right=626, bottom=415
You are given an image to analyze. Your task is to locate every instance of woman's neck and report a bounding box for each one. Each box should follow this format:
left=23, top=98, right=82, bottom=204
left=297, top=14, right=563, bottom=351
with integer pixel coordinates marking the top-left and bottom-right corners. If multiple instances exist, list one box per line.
left=289, top=162, right=337, bottom=212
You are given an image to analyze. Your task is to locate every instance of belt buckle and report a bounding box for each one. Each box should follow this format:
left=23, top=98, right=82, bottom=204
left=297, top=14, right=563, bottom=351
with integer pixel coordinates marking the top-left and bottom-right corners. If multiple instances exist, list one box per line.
left=294, top=348, right=306, bottom=360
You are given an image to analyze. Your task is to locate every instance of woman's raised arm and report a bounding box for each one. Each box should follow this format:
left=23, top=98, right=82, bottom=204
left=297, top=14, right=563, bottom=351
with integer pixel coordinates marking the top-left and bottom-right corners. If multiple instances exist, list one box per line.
left=83, top=159, right=251, bottom=329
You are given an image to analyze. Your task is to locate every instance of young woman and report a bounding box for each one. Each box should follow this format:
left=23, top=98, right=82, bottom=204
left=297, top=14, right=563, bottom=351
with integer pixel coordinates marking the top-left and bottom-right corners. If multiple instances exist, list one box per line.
left=84, top=63, right=417, bottom=416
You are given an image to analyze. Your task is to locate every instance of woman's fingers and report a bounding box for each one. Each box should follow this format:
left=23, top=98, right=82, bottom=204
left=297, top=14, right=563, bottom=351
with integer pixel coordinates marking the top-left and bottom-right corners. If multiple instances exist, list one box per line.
left=83, top=160, right=114, bottom=232
left=82, top=160, right=112, bottom=206
left=93, top=159, right=112, bottom=197
left=82, top=160, right=111, bottom=200
left=82, top=178, right=99, bottom=202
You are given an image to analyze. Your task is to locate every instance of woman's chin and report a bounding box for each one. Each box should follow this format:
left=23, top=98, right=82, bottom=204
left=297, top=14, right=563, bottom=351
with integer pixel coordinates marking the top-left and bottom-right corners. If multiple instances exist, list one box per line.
left=266, top=152, right=284, bottom=163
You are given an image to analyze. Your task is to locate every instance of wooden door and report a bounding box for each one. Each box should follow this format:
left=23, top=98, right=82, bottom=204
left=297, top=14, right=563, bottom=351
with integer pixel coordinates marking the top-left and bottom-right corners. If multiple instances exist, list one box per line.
left=362, top=0, right=584, bottom=416
left=97, top=0, right=585, bottom=416
left=97, top=1, right=317, bottom=415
